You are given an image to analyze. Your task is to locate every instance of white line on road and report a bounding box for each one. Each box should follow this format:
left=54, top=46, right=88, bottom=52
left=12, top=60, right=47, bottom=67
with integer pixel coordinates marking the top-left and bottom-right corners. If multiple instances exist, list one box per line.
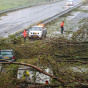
left=69, top=12, right=80, bottom=21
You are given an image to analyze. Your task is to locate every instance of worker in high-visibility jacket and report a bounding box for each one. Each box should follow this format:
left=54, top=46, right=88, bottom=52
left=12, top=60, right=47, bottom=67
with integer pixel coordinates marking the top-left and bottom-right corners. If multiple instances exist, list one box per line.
left=60, top=21, right=64, bottom=34
left=23, top=29, right=27, bottom=42
left=22, top=70, right=30, bottom=81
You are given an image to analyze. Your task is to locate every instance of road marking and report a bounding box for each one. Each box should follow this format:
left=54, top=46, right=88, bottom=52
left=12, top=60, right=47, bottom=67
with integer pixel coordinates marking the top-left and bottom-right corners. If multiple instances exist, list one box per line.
left=69, top=12, right=80, bottom=21
left=67, top=5, right=88, bottom=21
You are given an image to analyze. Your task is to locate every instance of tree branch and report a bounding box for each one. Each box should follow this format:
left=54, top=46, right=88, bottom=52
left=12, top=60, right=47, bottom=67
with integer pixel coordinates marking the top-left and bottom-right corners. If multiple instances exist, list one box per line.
left=0, top=61, right=65, bottom=84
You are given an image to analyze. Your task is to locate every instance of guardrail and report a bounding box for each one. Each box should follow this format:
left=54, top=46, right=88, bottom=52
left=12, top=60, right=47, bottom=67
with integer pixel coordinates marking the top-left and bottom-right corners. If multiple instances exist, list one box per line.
left=42, top=3, right=84, bottom=25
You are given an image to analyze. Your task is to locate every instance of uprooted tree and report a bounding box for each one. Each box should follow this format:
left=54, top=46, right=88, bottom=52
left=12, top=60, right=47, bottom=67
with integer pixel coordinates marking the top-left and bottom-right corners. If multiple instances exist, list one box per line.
left=0, top=57, right=88, bottom=88
left=0, top=17, right=88, bottom=88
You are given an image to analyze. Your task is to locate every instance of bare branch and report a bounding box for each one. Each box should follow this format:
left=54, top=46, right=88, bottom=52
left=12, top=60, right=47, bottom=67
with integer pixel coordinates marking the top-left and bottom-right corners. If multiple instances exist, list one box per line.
left=0, top=62, right=65, bottom=84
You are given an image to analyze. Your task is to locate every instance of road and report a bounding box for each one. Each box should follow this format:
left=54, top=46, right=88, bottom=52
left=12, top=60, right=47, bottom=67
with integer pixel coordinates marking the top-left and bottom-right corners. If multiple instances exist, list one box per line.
left=65, top=6, right=88, bottom=34
left=0, top=0, right=83, bottom=37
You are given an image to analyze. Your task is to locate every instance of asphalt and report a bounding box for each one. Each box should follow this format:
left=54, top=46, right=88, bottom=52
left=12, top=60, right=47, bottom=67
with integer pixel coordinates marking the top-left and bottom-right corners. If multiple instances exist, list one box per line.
left=0, top=0, right=83, bottom=37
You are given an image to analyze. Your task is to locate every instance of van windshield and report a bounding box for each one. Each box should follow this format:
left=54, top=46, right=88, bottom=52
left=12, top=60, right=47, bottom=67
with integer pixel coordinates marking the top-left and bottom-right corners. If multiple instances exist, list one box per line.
left=31, top=27, right=42, bottom=31
left=0, top=51, right=12, bottom=55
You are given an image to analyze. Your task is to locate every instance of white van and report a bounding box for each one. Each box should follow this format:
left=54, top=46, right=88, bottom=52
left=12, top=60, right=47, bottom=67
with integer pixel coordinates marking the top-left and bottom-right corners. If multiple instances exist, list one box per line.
left=66, top=0, right=73, bottom=6
left=28, top=24, right=47, bottom=39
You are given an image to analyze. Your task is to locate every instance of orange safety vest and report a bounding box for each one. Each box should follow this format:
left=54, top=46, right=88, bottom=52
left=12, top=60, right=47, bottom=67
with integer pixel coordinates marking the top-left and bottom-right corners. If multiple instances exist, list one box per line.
left=23, top=30, right=27, bottom=37
left=60, top=22, right=64, bottom=27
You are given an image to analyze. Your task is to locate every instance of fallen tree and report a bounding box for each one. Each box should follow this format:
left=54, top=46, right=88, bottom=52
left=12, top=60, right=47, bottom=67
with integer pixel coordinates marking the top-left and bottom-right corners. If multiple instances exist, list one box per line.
left=0, top=60, right=88, bottom=88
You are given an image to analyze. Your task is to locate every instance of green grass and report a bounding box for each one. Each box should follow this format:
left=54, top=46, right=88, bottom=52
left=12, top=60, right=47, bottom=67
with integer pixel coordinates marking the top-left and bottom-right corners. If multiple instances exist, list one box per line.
left=0, top=0, right=46, bottom=11
left=0, top=0, right=62, bottom=11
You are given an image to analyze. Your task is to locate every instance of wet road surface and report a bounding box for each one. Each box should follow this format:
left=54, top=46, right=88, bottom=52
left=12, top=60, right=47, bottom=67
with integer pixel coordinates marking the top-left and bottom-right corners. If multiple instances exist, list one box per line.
left=0, top=0, right=83, bottom=37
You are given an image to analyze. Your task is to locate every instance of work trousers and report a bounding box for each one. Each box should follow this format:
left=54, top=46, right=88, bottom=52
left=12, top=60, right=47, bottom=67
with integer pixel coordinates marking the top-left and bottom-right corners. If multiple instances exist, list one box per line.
left=61, top=26, right=64, bottom=34
left=24, top=37, right=26, bottom=42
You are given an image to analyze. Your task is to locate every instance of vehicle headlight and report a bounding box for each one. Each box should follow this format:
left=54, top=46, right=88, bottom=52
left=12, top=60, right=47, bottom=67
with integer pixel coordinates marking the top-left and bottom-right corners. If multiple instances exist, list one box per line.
left=38, top=32, right=42, bottom=37
left=29, top=32, right=31, bottom=35
left=39, top=32, right=42, bottom=35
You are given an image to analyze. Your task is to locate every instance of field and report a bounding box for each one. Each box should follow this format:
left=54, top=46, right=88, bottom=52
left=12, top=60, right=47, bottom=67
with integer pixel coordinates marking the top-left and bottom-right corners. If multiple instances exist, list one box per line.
left=0, top=0, right=60, bottom=11
left=0, top=0, right=47, bottom=11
